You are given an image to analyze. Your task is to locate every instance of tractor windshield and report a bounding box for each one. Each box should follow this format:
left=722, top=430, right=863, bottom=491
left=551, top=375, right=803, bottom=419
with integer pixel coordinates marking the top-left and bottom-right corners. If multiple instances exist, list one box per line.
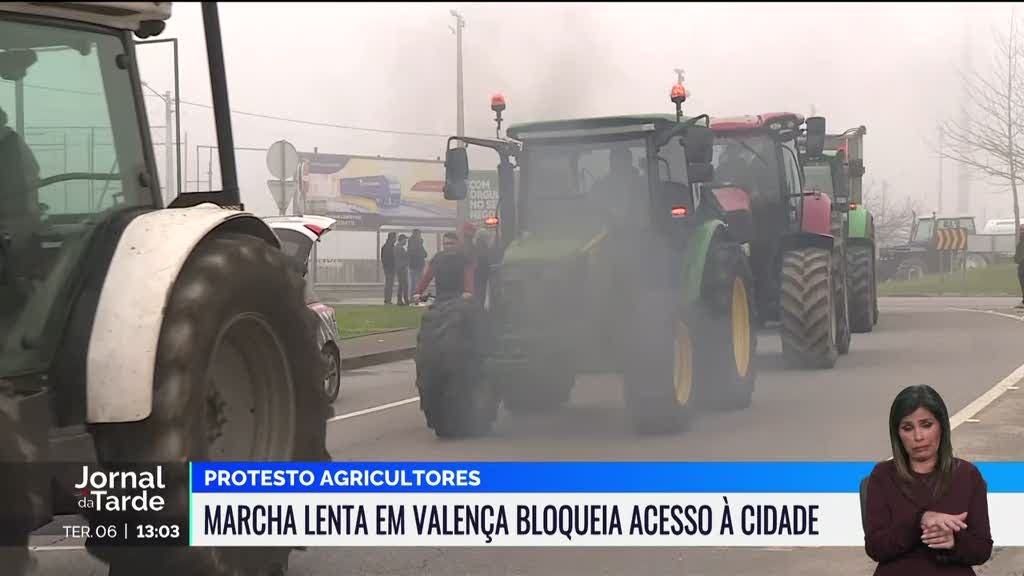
left=912, top=218, right=934, bottom=243
left=522, top=137, right=649, bottom=239
left=1, top=16, right=154, bottom=378
left=710, top=133, right=781, bottom=203
left=802, top=163, right=834, bottom=197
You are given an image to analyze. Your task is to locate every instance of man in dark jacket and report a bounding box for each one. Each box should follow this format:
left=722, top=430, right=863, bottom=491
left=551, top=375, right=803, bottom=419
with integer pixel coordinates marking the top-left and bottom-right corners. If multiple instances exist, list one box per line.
left=413, top=232, right=476, bottom=303
left=381, top=232, right=397, bottom=304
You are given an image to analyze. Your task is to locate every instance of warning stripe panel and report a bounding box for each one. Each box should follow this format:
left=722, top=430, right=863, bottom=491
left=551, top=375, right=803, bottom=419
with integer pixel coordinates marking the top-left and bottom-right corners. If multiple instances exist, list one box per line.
left=936, top=228, right=968, bottom=251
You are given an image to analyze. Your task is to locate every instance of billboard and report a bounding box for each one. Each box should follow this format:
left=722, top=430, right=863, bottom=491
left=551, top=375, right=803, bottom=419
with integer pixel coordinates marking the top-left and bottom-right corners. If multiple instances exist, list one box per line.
left=298, top=152, right=455, bottom=230
left=296, top=152, right=500, bottom=230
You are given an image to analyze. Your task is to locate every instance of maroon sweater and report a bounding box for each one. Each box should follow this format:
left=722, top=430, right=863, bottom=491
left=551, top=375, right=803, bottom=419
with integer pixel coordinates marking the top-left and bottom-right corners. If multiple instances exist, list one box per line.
left=864, top=458, right=993, bottom=575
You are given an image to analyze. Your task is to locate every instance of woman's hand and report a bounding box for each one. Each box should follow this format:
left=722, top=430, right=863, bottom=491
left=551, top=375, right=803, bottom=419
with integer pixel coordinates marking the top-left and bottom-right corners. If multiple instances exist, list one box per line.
left=921, top=511, right=967, bottom=534
left=922, top=526, right=956, bottom=550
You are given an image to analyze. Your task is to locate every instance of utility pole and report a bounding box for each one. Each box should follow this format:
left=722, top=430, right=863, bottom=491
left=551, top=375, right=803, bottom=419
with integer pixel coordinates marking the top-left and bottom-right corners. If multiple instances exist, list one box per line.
left=674, top=68, right=685, bottom=85
left=938, top=125, right=944, bottom=215
left=164, top=90, right=174, bottom=206
left=451, top=8, right=468, bottom=230
left=451, top=10, right=465, bottom=139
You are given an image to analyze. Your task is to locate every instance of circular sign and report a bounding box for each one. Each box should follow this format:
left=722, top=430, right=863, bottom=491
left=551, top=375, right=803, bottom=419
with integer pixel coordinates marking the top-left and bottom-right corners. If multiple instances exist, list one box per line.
left=267, top=139, right=298, bottom=180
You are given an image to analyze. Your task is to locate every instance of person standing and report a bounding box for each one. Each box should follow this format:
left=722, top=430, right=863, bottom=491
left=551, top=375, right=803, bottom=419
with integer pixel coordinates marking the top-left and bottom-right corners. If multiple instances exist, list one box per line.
left=395, top=234, right=410, bottom=306
left=381, top=232, right=396, bottom=304
left=408, top=229, right=428, bottom=299
left=1015, top=225, right=1024, bottom=309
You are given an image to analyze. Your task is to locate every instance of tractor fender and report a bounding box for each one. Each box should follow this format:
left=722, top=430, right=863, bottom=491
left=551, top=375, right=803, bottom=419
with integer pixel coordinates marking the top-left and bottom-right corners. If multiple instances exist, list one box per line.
left=847, top=206, right=871, bottom=240
left=801, top=193, right=833, bottom=236
left=779, top=231, right=835, bottom=255
left=683, top=219, right=727, bottom=306
left=847, top=236, right=875, bottom=252
left=86, top=204, right=280, bottom=423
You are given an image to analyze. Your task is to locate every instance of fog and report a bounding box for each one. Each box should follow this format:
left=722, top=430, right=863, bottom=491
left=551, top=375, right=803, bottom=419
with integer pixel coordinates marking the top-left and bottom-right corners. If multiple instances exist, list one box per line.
left=139, top=2, right=1022, bottom=229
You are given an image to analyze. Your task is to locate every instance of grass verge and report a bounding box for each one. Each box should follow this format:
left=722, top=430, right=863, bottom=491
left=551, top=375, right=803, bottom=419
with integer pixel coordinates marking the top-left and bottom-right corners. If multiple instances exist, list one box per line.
left=333, top=304, right=425, bottom=339
left=879, top=264, right=1020, bottom=297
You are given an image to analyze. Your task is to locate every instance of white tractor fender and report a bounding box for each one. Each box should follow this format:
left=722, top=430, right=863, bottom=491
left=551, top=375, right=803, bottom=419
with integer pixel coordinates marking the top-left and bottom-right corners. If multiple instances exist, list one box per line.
left=86, top=204, right=278, bottom=423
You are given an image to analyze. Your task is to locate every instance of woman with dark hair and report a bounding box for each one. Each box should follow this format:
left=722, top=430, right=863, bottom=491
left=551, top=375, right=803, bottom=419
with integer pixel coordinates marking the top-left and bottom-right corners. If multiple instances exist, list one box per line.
left=864, top=385, right=992, bottom=575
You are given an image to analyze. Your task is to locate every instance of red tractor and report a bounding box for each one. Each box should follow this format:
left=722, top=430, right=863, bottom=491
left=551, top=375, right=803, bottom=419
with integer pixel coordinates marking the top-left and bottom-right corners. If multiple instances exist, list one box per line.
left=709, top=113, right=851, bottom=368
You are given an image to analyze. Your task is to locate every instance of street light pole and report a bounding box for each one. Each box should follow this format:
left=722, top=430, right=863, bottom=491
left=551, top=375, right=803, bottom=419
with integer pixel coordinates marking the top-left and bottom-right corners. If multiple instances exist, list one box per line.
left=451, top=9, right=465, bottom=140
left=164, top=90, right=174, bottom=205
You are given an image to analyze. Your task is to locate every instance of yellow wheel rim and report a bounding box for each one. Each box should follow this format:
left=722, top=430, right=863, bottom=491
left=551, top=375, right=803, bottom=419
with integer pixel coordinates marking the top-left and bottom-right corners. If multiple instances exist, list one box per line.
left=674, top=320, right=693, bottom=405
left=732, top=277, right=752, bottom=378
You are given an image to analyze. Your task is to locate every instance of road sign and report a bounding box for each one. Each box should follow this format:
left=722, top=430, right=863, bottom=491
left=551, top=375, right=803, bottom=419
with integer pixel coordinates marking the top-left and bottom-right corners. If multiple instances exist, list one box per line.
left=936, top=227, right=968, bottom=251
left=267, top=139, right=298, bottom=180
left=267, top=179, right=297, bottom=215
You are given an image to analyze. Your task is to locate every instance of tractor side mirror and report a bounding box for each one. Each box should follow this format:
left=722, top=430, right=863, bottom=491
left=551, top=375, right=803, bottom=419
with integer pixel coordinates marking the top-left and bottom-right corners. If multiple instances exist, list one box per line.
left=444, top=146, right=469, bottom=200
left=683, top=124, right=714, bottom=164
left=688, top=163, right=714, bottom=184
left=805, top=116, right=826, bottom=157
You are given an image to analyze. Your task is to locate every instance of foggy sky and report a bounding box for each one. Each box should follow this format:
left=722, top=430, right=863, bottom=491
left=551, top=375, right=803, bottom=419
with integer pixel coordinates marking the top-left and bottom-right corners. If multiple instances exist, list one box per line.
left=140, top=2, right=1022, bottom=223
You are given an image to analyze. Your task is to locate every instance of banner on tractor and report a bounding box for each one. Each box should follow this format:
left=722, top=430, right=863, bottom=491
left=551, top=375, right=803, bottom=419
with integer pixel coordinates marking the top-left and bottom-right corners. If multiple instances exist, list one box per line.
left=187, top=462, right=1024, bottom=547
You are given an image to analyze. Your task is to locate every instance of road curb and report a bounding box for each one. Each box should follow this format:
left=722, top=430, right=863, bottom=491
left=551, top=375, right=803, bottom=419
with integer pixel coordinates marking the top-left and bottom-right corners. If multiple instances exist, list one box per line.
left=880, top=293, right=1017, bottom=298
left=341, top=347, right=416, bottom=370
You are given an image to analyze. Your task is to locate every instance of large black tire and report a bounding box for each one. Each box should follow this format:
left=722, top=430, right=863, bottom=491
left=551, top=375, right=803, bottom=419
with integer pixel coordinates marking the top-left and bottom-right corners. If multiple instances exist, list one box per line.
left=835, top=252, right=851, bottom=356
left=0, top=390, right=35, bottom=576
left=624, top=287, right=695, bottom=435
left=693, top=235, right=757, bottom=411
left=86, top=232, right=328, bottom=576
left=847, top=244, right=876, bottom=333
left=780, top=247, right=838, bottom=369
left=416, top=298, right=498, bottom=438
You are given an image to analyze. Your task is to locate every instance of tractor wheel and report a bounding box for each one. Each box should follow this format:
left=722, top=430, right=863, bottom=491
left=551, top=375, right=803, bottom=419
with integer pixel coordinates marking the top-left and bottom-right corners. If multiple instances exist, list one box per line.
left=625, top=289, right=695, bottom=435
left=835, top=253, right=851, bottom=356
left=415, top=298, right=498, bottom=439
left=86, top=232, right=328, bottom=576
left=693, top=235, right=757, bottom=411
left=0, top=390, right=35, bottom=576
left=322, top=343, right=341, bottom=404
left=847, top=244, right=876, bottom=333
left=780, top=247, right=838, bottom=369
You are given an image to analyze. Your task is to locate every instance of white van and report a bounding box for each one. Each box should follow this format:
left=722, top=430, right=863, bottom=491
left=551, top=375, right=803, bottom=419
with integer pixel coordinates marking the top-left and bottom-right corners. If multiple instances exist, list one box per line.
left=982, top=218, right=1020, bottom=235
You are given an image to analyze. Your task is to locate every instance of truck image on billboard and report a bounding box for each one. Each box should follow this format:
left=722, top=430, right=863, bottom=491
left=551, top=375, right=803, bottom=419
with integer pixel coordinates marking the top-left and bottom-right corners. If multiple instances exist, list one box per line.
left=298, top=152, right=498, bottom=230
left=298, top=152, right=456, bottom=229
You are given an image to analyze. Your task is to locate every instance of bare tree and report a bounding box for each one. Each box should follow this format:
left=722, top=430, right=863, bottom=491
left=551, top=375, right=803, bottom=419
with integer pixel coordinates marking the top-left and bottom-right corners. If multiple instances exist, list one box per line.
left=938, top=10, right=1023, bottom=244
left=863, top=178, right=920, bottom=247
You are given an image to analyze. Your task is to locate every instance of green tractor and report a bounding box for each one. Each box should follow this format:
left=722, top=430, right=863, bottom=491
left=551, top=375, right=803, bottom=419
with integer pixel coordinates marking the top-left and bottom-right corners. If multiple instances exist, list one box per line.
left=802, top=126, right=878, bottom=332
left=417, top=87, right=758, bottom=437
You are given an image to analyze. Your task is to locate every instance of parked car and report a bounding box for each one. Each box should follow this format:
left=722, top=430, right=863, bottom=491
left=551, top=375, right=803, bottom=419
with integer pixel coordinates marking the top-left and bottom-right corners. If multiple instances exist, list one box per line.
left=265, top=215, right=342, bottom=403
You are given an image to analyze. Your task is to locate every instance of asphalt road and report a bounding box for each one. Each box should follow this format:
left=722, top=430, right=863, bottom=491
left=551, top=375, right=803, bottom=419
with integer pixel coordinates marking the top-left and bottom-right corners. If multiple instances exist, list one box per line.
left=24, top=297, right=1024, bottom=576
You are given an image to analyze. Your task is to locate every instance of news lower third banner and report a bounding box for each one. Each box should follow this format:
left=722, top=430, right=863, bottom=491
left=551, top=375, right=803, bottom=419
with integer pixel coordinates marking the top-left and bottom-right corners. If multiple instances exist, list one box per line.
left=185, top=462, right=1024, bottom=547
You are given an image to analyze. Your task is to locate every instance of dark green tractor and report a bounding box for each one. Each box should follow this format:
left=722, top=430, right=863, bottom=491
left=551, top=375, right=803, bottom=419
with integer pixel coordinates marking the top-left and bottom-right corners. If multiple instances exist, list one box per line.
left=416, top=90, right=759, bottom=437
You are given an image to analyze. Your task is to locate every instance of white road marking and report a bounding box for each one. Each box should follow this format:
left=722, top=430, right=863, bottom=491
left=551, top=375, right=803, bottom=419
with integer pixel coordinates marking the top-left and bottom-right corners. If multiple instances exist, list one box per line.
left=327, top=396, right=420, bottom=423
left=946, top=307, right=1024, bottom=431
left=29, top=545, right=86, bottom=552
left=947, top=307, right=1024, bottom=323
left=949, top=362, right=1024, bottom=430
